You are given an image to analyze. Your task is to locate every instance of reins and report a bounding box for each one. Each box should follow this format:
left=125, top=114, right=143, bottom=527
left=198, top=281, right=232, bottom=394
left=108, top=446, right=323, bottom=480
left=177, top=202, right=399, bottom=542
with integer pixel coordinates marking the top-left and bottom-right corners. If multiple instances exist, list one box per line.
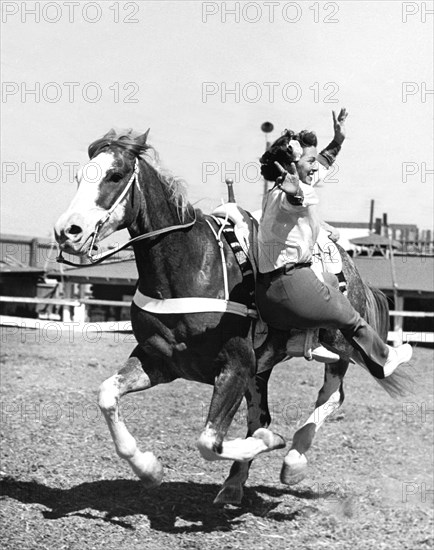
left=57, top=158, right=196, bottom=267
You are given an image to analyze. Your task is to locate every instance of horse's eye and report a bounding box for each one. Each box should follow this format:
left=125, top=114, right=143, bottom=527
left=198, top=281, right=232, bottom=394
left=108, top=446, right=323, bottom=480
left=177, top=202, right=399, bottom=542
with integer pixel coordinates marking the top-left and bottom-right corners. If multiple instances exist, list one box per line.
left=111, top=173, right=123, bottom=183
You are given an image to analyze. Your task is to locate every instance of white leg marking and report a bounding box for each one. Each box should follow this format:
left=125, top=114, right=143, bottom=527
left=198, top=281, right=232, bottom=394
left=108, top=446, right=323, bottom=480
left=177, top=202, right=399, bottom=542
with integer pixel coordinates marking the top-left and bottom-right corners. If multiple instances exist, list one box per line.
left=98, top=374, right=163, bottom=487
left=304, top=388, right=341, bottom=432
left=282, top=375, right=342, bottom=485
left=197, top=425, right=284, bottom=463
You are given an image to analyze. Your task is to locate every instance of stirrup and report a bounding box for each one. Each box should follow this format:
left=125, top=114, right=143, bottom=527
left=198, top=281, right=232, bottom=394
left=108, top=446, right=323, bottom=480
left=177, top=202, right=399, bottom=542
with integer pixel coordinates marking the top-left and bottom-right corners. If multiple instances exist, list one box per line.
left=312, top=345, right=340, bottom=363
left=285, top=329, right=340, bottom=363
left=304, top=330, right=339, bottom=363
left=286, top=329, right=340, bottom=363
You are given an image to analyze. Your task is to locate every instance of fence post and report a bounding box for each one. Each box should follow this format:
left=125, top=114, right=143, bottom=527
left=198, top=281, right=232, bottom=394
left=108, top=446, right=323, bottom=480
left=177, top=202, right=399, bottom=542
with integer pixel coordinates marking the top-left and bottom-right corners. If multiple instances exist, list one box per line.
left=74, top=304, right=86, bottom=323
left=393, top=296, right=404, bottom=346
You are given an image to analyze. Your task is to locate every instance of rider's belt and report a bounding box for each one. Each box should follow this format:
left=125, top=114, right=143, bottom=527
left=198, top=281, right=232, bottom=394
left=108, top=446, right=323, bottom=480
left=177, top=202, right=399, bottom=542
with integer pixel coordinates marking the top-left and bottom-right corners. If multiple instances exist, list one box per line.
left=258, top=262, right=312, bottom=284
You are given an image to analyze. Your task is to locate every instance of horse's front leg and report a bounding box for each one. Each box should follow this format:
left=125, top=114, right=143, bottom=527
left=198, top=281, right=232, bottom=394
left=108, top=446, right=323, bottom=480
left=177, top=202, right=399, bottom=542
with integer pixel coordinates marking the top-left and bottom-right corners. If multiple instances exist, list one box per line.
left=281, top=359, right=349, bottom=485
left=98, top=346, right=173, bottom=488
left=196, top=338, right=284, bottom=464
left=214, top=368, right=274, bottom=505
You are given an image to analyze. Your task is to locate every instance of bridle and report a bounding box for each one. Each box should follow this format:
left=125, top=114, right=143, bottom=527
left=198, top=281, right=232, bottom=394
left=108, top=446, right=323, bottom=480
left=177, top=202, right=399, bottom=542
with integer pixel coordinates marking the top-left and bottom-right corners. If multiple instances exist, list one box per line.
left=57, top=157, right=196, bottom=267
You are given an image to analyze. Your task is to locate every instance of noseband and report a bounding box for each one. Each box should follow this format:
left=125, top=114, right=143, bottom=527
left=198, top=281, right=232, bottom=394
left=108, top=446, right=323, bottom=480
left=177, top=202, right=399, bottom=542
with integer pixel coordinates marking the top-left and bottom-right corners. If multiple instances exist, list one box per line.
left=57, top=158, right=196, bottom=267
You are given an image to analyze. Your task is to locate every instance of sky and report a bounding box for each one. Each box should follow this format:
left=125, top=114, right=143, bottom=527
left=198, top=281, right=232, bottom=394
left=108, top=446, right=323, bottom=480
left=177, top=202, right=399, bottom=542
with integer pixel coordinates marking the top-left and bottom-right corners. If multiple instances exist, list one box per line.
left=1, top=0, right=433, bottom=239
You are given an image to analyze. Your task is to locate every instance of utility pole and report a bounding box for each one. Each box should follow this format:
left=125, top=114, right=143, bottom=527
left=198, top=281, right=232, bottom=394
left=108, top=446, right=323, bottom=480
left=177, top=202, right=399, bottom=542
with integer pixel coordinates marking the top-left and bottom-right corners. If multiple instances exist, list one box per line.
left=369, top=199, right=374, bottom=232
left=260, top=121, right=274, bottom=204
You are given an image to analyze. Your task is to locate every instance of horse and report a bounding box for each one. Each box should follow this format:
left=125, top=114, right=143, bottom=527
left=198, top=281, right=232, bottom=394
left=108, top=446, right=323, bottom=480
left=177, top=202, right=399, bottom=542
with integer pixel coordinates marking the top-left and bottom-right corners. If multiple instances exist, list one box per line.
left=54, top=128, right=287, bottom=494
left=54, top=129, right=411, bottom=505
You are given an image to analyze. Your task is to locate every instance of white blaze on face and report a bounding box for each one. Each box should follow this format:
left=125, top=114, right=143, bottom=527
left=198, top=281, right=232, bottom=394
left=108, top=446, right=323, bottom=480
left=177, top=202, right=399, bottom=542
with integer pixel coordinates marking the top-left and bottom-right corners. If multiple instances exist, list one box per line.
left=68, top=152, right=115, bottom=212
left=55, top=151, right=128, bottom=251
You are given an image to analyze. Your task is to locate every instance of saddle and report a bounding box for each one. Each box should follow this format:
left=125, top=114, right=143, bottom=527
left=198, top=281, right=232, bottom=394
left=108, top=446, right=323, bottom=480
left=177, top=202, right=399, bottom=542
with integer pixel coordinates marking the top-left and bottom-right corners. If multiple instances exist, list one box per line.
left=211, top=203, right=344, bottom=365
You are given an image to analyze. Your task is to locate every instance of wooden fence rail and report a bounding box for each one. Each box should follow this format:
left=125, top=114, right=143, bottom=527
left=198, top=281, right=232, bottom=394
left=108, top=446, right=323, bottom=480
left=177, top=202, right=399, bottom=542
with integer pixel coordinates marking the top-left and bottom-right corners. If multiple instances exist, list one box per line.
left=0, top=296, right=433, bottom=345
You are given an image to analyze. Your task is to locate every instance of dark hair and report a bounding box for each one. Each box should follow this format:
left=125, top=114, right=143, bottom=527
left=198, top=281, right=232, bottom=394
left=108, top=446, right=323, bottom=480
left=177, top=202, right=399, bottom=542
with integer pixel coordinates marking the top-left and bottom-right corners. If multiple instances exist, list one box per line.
left=260, top=128, right=317, bottom=182
left=297, top=130, right=317, bottom=148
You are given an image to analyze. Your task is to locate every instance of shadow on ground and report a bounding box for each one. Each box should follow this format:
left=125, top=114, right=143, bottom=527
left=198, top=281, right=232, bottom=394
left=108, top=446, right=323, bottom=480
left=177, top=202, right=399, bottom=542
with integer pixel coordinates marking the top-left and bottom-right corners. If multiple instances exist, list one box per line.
left=0, top=476, right=326, bottom=532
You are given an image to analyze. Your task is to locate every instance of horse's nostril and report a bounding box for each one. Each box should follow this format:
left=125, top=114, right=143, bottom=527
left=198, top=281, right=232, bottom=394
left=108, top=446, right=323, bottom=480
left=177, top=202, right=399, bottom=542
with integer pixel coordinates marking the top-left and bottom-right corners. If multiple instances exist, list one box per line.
left=67, top=224, right=83, bottom=236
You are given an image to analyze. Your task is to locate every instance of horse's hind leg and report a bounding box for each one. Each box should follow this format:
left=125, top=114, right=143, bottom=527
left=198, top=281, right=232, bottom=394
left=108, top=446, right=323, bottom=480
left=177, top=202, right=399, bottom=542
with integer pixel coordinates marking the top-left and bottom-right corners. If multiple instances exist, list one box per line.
left=196, top=339, right=284, bottom=464
left=281, top=359, right=349, bottom=485
left=98, top=346, right=173, bottom=488
left=214, top=369, right=274, bottom=505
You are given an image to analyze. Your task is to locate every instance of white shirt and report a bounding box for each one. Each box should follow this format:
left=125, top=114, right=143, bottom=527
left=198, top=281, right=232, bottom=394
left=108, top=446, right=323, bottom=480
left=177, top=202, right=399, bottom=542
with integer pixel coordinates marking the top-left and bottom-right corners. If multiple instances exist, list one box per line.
left=258, top=164, right=327, bottom=273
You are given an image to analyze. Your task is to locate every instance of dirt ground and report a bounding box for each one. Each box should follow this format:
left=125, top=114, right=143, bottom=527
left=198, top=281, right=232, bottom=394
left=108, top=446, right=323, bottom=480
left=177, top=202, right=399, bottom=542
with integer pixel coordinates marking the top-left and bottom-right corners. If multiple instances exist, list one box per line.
left=0, top=327, right=433, bottom=550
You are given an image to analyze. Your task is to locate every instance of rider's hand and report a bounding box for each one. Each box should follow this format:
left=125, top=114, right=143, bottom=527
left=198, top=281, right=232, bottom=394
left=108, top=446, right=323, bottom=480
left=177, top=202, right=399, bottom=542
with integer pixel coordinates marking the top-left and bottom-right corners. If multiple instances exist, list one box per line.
left=276, top=162, right=300, bottom=195
left=333, top=108, right=348, bottom=145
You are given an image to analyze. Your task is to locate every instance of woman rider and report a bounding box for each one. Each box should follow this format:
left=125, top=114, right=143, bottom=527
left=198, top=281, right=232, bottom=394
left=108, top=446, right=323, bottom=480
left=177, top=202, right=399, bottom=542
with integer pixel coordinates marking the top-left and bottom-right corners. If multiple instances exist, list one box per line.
left=256, top=111, right=412, bottom=379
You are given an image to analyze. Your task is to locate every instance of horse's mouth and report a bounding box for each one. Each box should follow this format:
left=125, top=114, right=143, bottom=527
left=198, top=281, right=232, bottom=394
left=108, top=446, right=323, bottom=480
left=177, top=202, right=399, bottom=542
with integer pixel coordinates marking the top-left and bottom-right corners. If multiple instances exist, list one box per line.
left=57, top=235, right=94, bottom=256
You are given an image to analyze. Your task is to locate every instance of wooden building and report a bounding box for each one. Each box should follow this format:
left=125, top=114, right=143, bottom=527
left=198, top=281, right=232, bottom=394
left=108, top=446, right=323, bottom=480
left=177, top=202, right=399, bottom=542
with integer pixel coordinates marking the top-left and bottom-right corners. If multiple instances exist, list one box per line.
left=1, top=232, right=433, bottom=340
left=48, top=259, right=138, bottom=323
left=354, top=255, right=433, bottom=333
left=0, top=263, right=45, bottom=318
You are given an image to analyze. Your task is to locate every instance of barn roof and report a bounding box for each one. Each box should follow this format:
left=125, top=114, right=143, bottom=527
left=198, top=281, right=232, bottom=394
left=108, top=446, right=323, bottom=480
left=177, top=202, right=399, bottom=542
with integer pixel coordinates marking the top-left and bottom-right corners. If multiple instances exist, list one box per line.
left=0, top=262, right=45, bottom=276
left=327, top=221, right=419, bottom=230
left=350, top=234, right=401, bottom=248
left=354, top=256, right=434, bottom=294
left=50, top=259, right=138, bottom=285
left=50, top=255, right=434, bottom=295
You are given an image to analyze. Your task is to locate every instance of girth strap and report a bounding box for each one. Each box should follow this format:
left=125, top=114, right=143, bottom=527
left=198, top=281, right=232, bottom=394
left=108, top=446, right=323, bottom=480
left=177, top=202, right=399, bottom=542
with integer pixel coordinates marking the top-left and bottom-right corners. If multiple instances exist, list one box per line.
left=133, top=289, right=258, bottom=318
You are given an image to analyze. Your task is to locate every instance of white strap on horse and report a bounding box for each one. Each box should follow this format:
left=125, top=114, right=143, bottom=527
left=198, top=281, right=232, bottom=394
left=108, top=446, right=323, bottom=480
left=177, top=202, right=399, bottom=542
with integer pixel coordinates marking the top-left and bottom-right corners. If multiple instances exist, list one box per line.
left=206, top=215, right=229, bottom=301
left=87, top=158, right=141, bottom=255
left=57, top=158, right=196, bottom=267
left=133, top=289, right=257, bottom=318
left=95, top=159, right=140, bottom=229
left=132, top=213, right=258, bottom=319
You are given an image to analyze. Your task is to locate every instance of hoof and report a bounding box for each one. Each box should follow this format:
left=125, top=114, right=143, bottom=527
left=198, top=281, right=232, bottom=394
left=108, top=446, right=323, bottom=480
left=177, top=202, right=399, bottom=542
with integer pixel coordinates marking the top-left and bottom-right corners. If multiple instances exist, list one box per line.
left=132, top=451, right=164, bottom=488
left=213, top=483, right=243, bottom=506
left=252, top=428, right=286, bottom=451
left=280, top=450, right=308, bottom=485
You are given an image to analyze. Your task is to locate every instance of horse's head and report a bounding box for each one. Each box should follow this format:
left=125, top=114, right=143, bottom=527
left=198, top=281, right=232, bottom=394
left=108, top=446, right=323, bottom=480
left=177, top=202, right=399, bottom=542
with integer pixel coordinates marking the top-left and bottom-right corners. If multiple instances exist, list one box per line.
left=54, top=129, right=149, bottom=256
left=260, top=129, right=319, bottom=185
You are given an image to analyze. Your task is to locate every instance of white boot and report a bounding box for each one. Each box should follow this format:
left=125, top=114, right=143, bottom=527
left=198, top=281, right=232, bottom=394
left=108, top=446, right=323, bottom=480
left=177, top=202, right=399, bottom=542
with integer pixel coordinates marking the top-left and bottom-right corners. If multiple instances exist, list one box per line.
left=383, top=343, right=413, bottom=377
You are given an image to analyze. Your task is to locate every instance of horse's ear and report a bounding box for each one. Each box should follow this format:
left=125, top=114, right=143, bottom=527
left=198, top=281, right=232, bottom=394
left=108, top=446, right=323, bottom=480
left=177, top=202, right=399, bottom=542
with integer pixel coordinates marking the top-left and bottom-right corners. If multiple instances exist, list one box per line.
left=136, top=128, right=150, bottom=146
left=103, top=128, right=116, bottom=138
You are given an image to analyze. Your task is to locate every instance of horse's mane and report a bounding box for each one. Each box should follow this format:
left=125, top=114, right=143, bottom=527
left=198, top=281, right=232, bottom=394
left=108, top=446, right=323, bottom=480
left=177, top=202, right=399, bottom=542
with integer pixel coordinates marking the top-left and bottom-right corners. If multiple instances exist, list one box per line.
left=88, top=128, right=190, bottom=219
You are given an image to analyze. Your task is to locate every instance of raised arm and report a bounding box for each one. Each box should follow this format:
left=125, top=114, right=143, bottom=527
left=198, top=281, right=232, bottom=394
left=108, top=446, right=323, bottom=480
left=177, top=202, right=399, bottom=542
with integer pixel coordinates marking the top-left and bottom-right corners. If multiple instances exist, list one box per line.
left=318, top=108, right=348, bottom=168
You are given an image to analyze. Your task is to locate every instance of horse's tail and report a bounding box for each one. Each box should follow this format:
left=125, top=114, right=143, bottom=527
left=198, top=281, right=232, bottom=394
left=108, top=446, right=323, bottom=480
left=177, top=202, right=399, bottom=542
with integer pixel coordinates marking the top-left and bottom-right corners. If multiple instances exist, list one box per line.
left=363, top=285, right=414, bottom=399
left=366, top=285, right=389, bottom=341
